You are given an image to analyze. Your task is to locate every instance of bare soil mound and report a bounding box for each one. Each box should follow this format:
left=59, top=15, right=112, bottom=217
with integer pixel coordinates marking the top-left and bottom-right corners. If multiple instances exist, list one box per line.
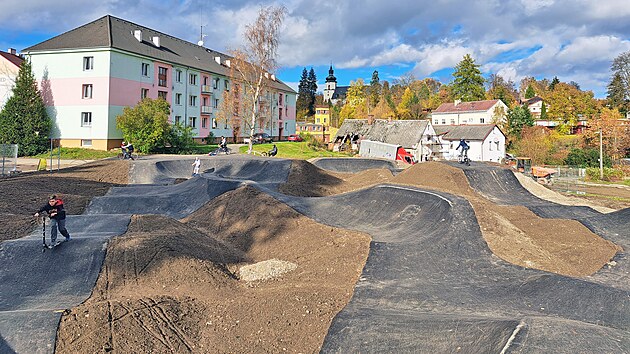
left=391, top=161, right=475, bottom=197
left=0, top=159, right=129, bottom=242
left=56, top=186, right=371, bottom=353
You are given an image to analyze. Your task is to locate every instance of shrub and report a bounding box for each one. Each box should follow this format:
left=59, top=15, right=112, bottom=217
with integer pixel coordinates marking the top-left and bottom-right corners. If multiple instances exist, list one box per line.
left=585, top=167, right=624, bottom=181
left=565, top=148, right=612, bottom=168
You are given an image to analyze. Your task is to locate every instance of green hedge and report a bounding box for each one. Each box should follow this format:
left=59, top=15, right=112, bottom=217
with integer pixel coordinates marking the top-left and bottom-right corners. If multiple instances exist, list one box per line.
left=585, top=167, right=624, bottom=181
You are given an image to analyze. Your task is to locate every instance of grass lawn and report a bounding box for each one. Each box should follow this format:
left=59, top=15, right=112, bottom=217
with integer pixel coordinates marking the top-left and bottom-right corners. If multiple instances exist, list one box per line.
left=30, top=147, right=119, bottom=160
left=238, top=141, right=351, bottom=159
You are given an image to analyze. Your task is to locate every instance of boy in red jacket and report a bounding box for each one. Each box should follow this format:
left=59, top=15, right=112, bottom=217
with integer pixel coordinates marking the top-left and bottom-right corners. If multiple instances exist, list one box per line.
left=34, top=195, right=71, bottom=248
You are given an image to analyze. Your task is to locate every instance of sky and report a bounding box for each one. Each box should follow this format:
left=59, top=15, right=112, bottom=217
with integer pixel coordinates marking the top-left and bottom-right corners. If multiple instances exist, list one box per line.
left=2, top=0, right=630, bottom=98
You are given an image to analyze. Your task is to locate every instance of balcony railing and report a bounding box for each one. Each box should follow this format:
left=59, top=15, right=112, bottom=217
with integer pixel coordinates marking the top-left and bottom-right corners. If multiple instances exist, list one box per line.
left=201, top=85, right=213, bottom=94
left=201, top=106, right=212, bottom=114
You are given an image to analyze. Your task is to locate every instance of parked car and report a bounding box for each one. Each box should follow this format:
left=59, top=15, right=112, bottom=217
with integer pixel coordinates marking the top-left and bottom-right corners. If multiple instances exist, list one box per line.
left=287, top=134, right=303, bottom=142
left=244, top=133, right=273, bottom=144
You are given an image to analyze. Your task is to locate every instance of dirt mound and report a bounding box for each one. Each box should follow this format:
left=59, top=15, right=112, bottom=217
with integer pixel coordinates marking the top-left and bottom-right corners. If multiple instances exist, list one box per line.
left=57, top=186, right=371, bottom=353
left=0, top=159, right=129, bottom=242
left=392, top=161, right=474, bottom=197
left=279, top=159, right=344, bottom=196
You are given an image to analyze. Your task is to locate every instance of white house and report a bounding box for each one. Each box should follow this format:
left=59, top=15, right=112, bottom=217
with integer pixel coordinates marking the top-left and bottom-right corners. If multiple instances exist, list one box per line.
left=0, top=49, right=23, bottom=109
left=334, top=119, right=439, bottom=161
left=434, top=125, right=506, bottom=163
left=525, top=96, right=544, bottom=119
left=431, top=99, right=508, bottom=126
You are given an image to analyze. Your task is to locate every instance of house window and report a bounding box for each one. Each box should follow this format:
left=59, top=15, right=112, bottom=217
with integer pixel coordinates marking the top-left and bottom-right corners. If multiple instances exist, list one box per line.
left=480, top=118, right=485, bottom=124
left=434, top=120, right=439, bottom=125
left=213, top=78, right=220, bottom=89
left=158, top=91, right=167, bottom=100
left=450, top=119, right=455, bottom=125
left=175, top=115, right=181, bottom=124
left=81, top=112, right=92, bottom=127
left=175, top=93, right=182, bottom=105
left=175, top=69, right=183, bottom=83
left=489, top=141, right=493, bottom=151
left=82, top=84, right=93, bottom=99
left=158, top=67, right=168, bottom=87
left=279, top=93, right=283, bottom=106
left=213, top=98, right=219, bottom=108
left=188, top=116, right=197, bottom=128
left=203, top=76, right=209, bottom=85
left=224, top=80, right=230, bottom=91
left=189, top=95, right=197, bottom=106
left=141, top=63, right=150, bottom=77
left=83, top=56, right=94, bottom=71
left=212, top=118, right=217, bottom=129
left=189, top=73, right=197, bottom=85
left=202, top=97, right=208, bottom=107
left=141, top=88, right=149, bottom=99
left=442, top=119, right=446, bottom=125
left=202, top=117, right=208, bottom=128
left=279, top=108, right=283, bottom=118
left=81, top=139, right=92, bottom=147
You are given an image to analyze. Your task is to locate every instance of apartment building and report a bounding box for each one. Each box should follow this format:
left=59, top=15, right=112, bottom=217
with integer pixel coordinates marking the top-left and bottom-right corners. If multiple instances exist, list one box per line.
left=23, top=15, right=296, bottom=150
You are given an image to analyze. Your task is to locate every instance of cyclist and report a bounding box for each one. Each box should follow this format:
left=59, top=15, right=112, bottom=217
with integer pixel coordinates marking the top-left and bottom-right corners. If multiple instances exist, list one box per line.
left=219, top=136, right=228, bottom=153
left=268, top=144, right=278, bottom=157
left=456, top=138, right=469, bottom=164
left=121, top=141, right=135, bottom=160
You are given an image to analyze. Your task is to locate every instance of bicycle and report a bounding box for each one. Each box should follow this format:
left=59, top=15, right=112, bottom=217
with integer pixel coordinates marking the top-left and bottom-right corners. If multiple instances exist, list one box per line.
left=117, top=151, right=138, bottom=160
left=208, top=146, right=231, bottom=156
left=458, top=152, right=470, bottom=166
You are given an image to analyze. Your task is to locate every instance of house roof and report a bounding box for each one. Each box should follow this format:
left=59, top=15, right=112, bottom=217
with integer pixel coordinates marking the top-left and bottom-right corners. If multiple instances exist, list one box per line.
left=433, top=99, right=500, bottom=114
left=434, top=124, right=503, bottom=141
left=525, top=96, right=543, bottom=105
left=23, top=15, right=295, bottom=94
left=332, top=86, right=349, bottom=99
left=0, top=51, right=24, bottom=67
left=336, top=119, right=429, bottom=148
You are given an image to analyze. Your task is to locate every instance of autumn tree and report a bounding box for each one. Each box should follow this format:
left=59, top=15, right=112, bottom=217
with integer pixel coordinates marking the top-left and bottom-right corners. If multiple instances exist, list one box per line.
left=397, top=87, right=422, bottom=119
left=228, top=5, right=286, bottom=153
left=514, top=126, right=555, bottom=165
left=607, top=73, right=627, bottom=113
left=451, top=54, right=485, bottom=102
left=0, top=59, right=51, bottom=156
left=545, top=82, right=597, bottom=133
left=584, top=107, right=630, bottom=160
left=487, top=74, right=519, bottom=107
left=525, top=84, right=535, bottom=99
left=548, top=76, right=560, bottom=91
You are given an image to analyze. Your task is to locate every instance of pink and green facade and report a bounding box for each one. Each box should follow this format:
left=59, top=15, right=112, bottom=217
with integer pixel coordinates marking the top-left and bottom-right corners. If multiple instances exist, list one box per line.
left=23, top=15, right=296, bottom=150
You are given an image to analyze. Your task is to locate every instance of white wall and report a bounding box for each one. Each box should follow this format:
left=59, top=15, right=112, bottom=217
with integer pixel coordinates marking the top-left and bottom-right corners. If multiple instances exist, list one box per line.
left=0, top=58, right=19, bottom=109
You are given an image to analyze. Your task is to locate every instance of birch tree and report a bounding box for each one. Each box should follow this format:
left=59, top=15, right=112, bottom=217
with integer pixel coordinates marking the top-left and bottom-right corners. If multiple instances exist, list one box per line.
left=229, top=5, right=286, bottom=153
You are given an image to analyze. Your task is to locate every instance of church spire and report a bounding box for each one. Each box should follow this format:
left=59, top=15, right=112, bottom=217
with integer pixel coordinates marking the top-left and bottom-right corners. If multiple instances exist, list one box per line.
left=326, top=65, right=337, bottom=83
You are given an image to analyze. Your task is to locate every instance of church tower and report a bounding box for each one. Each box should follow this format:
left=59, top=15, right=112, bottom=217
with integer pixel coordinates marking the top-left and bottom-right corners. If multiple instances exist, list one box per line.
left=323, top=65, right=337, bottom=102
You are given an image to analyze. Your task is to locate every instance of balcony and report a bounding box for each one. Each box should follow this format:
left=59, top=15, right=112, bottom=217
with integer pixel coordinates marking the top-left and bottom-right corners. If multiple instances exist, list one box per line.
left=201, top=106, right=212, bottom=114
left=201, top=85, right=213, bottom=94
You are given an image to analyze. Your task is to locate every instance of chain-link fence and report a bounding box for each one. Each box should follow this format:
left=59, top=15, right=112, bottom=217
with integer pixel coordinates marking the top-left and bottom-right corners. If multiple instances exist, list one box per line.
left=547, top=165, right=587, bottom=195
left=0, top=144, right=18, bottom=176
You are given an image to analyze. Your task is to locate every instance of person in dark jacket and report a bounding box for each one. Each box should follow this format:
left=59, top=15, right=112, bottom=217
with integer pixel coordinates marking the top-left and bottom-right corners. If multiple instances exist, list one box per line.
left=34, top=195, right=71, bottom=248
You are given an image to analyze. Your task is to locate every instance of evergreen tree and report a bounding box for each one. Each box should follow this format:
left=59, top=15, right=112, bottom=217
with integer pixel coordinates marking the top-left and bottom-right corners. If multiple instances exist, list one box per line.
left=0, top=59, right=51, bottom=156
left=295, top=68, right=310, bottom=118
left=507, top=104, right=534, bottom=139
left=607, top=72, right=627, bottom=113
left=451, top=54, right=485, bottom=102
left=369, top=70, right=381, bottom=108
left=525, top=84, right=536, bottom=99
left=549, top=76, right=560, bottom=91
left=307, top=67, right=318, bottom=116
left=540, top=101, right=548, bottom=120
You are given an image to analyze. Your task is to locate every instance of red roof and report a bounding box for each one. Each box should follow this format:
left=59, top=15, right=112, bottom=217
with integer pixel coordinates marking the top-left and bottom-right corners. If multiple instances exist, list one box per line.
left=433, top=99, right=500, bottom=113
left=0, top=51, right=23, bottom=68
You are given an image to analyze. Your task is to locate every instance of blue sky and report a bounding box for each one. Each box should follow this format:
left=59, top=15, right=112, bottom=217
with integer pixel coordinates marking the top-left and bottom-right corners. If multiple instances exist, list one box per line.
left=2, top=0, right=630, bottom=98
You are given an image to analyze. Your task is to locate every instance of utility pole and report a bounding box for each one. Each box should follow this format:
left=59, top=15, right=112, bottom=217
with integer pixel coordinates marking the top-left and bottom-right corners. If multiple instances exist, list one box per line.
left=599, top=127, right=603, bottom=180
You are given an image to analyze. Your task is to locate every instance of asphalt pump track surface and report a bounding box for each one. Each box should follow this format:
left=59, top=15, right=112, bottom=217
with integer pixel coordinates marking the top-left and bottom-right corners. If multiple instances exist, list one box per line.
left=0, top=156, right=628, bottom=353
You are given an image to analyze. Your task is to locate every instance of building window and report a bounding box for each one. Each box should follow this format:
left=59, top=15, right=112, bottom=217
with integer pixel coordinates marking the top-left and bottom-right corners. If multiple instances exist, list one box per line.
left=279, top=93, right=283, bottom=106
left=434, top=120, right=438, bottom=125
left=202, top=117, right=208, bottom=128
left=175, top=69, right=182, bottom=83
left=158, top=67, right=168, bottom=87
left=83, top=56, right=93, bottom=71
left=224, top=80, right=230, bottom=91
left=175, top=93, right=182, bottom=105
left=188, top=116, right=197, bottom=128
left=81, top=112, right=92, bottom=127
left=142, top=63, right=150, bottom=77
left=212, top=118, right=217, bottom=129
left=442, top=119, right=446, bottom=125
left=202, top=97, right=208, bottom=107
left=480, top=118, right=485, bottom=123
left=81, top=139, right=92, bottom=147
left=213, top=78, right=219, bottom=89
left=175, top=115, right=181, bottom=124
left=450, top=119, right=455, bottom=125
left=141, top=88, right=149, bottom=99
left=213, top=98, right=219, bottom=108
left=189, top=73, right=197, bottom=85
left=158, top=91, right=167, bottom=100
left=203, top=76, right=209, bottom=85
left=82, top=84, right=93, bottom=99
left=189, top=95, right=197, bottom=106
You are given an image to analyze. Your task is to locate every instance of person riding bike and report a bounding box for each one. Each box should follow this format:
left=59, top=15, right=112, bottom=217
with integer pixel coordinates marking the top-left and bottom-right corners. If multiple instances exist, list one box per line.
left=456, top=138, right=469, bottom=164
left=121, top=141, right=135, bottom=160
left=268, top=144, right=278, bottom=157
left=219, top=136, right=228, bottom=153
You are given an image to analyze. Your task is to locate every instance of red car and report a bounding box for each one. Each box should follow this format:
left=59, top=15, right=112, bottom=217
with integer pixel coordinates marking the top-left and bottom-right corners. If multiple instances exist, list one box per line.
left=287, top=134, right=303, bottom=142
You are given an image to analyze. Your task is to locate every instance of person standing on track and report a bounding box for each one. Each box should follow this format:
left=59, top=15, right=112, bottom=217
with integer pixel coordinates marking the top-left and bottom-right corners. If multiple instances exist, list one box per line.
left=192, top=157, right=201, bottom=176
left=34, top=195, right=71, bottom=248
